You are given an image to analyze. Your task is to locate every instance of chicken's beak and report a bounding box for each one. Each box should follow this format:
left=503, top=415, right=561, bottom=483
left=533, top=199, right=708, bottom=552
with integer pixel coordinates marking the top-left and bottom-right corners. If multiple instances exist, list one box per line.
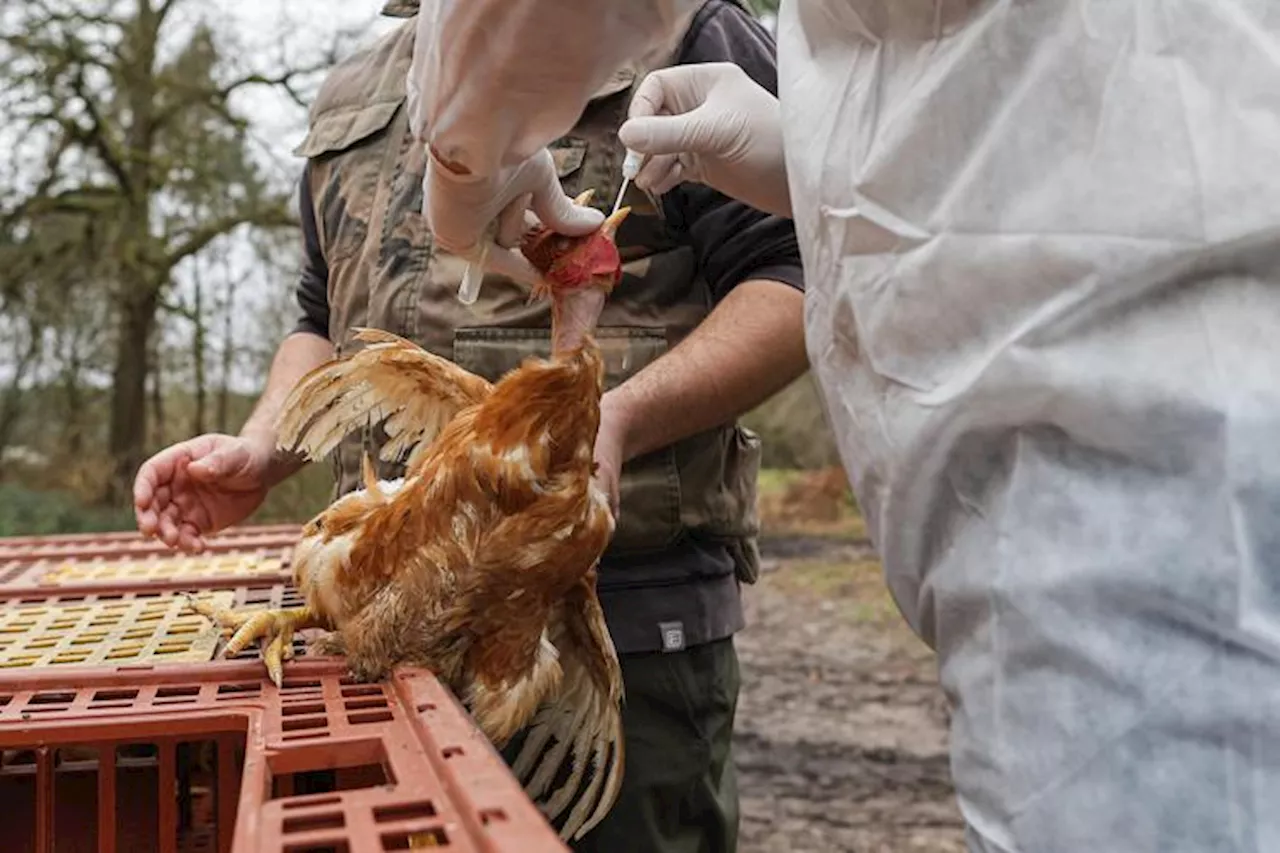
left=601, top=207, right=631, bottom=240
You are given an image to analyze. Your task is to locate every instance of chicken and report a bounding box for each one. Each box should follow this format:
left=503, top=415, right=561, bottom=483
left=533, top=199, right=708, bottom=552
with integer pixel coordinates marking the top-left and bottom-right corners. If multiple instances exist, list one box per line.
left=185, top=193, right=631, bottom=841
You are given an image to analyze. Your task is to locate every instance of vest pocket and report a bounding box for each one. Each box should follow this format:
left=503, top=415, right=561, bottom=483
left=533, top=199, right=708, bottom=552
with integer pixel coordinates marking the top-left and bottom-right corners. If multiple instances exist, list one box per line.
left=297, top=100, right=403, bottom=266
left=451, top=326, right=684, bottom=555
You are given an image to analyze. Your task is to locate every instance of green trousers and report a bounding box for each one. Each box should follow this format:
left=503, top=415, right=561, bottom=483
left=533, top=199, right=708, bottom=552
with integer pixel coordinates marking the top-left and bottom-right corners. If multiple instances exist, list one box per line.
left=504, top=637, right=742, bottom=853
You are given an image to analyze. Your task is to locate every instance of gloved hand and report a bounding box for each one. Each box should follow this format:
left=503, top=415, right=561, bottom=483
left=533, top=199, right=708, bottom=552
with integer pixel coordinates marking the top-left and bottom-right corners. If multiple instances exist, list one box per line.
left=422, top=146, right=604, bottom=287
left=618, top=62, right=792, bottom=219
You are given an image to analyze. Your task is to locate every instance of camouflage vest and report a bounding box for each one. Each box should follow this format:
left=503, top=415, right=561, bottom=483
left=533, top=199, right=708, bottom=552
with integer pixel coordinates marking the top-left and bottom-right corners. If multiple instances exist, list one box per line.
left=293, top=20, right=762, bottom=583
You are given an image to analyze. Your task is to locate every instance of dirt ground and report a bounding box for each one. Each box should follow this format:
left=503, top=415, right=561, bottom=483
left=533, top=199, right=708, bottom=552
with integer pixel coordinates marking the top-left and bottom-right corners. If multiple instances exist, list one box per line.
left=736, top=473, right=967, bottom=853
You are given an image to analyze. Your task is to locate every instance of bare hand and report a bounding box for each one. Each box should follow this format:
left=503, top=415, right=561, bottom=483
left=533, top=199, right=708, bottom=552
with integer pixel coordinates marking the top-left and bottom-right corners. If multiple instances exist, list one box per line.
left=133, top=434, right=275, bottom=553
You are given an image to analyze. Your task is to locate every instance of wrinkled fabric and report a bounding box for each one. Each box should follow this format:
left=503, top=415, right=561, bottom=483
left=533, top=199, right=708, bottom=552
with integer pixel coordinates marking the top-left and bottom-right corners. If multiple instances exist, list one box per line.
left=776, top=1, right=1280, bottom=850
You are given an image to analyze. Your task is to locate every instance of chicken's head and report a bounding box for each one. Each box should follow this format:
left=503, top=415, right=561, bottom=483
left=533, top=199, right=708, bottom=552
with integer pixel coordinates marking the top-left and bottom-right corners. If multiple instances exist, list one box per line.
left=521, top=190, right=630, bottom=354
left=521, top=190, right=631, bottom=302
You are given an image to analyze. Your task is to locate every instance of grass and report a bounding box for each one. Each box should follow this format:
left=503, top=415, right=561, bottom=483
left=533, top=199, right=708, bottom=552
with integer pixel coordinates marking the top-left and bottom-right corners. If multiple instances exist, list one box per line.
left=0, top=483, right=135, bottom=537
left=754, top=467, right=924, bottom=637
left=772, top=557, right=904, bottom=626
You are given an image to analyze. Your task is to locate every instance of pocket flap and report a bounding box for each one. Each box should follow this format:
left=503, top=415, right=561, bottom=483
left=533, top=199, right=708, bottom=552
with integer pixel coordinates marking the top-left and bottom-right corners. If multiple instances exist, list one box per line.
left=293, top=100, right=403, bottom=159
left=453, top=327, right=669, bottom=390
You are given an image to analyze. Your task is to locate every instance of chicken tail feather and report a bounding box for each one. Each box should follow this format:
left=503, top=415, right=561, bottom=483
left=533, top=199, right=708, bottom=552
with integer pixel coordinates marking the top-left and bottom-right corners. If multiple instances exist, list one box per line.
left=508, top=581, right=625, bottom=841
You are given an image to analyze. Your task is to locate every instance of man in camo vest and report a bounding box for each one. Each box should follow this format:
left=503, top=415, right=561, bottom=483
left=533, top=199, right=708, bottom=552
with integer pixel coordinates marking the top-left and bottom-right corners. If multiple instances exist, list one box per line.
left=132, top=1, right=806, bottom=849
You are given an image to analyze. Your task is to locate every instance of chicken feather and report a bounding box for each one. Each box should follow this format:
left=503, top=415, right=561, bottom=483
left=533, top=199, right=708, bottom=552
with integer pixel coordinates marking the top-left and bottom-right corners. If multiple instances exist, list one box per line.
left=276, top=327, right=493, bottom=467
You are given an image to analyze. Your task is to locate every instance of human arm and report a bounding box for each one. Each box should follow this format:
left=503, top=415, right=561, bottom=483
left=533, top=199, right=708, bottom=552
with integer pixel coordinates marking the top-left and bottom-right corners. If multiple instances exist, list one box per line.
left=133, top=175, right=335, bottom=552
left=591, top=1, right=807, bottom=509
left=238, top=166, right=337, bottom=467
left=598, top=280, right=805, bottom=470
left=619, top=62, right=790, bottom=218
left=235, top=332, right=335, bottom=474
left=132, top=333, right=333, bottom=553
left=409, top=0, right=700, bottom=182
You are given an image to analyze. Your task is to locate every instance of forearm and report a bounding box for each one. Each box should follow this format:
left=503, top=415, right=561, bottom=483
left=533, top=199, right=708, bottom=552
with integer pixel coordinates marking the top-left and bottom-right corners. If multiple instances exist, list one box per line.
left=411, top=1, right=700, bottom=177
left=239, top=331, right=334, bottom=485
left=604, top=281, right=806, bottom=461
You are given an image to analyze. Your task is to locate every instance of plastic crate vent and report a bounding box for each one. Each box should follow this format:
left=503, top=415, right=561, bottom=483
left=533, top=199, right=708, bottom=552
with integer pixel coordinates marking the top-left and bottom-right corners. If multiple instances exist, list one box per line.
left=0, top=592, right=235, bottom=670
left=0, top=527, right=302, bottom=585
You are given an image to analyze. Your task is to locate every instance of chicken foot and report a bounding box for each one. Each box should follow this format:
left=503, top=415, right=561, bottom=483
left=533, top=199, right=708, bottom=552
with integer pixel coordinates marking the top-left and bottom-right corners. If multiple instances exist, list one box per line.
left=183, top=594, right=325, bottom=687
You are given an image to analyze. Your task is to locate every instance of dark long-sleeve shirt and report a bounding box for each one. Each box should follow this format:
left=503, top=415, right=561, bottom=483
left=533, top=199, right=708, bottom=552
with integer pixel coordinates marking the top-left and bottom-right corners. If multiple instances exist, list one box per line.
left=291, top=0, right=804, bottom=654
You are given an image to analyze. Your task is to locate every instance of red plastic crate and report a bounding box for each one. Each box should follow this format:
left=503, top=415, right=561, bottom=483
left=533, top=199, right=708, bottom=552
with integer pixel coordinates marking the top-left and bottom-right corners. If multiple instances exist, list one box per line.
left=0, top=527, right=570, bottom=851
left=0, top=525, right=300, bottom=597
left=0, top=549, right=294, bottom=595
left=0, top=526, right=303, bottom=571
left=0, top=660, right=567, bottom=853
left=0, top=525, right=303, bottom=549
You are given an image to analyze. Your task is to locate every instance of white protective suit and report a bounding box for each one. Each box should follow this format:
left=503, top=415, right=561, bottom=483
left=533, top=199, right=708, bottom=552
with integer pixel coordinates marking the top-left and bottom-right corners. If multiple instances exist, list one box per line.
left=413, top=1, right=1280, bottom=850
left=778, top=2, right=1280, bottom=851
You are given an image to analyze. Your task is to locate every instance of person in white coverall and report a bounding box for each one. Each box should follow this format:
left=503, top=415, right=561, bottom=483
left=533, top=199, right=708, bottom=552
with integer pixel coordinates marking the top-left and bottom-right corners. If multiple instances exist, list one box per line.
left=410, top=3, right=1280, bottom=851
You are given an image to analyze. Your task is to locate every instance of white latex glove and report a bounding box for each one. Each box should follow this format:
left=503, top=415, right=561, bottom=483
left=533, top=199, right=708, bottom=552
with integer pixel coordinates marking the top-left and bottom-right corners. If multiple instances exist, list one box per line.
left=618, top=62, right=792, bottom=219
left=408, top=0, right=701, bottom=283
left=422, top=146, right=604, bottom=287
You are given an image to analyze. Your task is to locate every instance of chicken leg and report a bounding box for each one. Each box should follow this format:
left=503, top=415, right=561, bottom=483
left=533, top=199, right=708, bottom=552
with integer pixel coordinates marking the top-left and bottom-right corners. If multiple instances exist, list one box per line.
left=183, top=594, right=324, bottom=687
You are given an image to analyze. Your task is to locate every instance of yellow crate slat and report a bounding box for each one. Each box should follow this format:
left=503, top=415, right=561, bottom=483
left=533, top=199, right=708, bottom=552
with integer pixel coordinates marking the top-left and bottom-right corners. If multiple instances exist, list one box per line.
left=0, top=591, right=235, bottom=670
left=35, top=553, right=285, bottom=586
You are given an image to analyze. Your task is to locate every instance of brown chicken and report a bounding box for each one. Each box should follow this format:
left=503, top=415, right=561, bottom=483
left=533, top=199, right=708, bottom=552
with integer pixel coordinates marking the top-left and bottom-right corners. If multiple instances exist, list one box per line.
left=186, top=194, right=631, bottom=840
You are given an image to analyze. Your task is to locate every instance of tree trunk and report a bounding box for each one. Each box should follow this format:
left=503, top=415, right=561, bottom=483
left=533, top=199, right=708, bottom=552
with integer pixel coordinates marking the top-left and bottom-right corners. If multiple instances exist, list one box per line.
left=104, top=0, right=161, bottom=505
left=216, top=269, right=235, bottom=433
left=61, top=353, right=85, bottom=457
left=0, top=329, right=41, bottom=467
left=149, top=333, right=164, bottom=448
left=191, top=274, right=206, bottom=436
left=107, top=289, right=157, bottom=504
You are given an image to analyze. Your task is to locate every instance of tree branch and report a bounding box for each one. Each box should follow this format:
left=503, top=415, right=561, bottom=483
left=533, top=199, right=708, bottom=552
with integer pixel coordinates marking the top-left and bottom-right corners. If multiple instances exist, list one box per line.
left=11, top=187, right=121, bottom=220
left=67, top=64, right=133, bottom=196
left=163, top=206, right=297, bottom=271
left=156, top=0, right=183, bottom=29
left=154, top=61, right=331, bottom=131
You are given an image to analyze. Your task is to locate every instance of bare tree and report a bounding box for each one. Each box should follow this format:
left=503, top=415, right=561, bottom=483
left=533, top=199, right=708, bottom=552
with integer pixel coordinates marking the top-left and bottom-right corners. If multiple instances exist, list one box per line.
left=0, top=0, right=339, bottom=501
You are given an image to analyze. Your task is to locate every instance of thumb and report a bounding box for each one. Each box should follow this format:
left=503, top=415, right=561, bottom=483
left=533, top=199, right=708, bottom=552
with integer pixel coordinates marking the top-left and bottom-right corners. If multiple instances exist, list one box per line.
left=522, top=152, right=604, bottom=238
left=619, top=105, right=725, bottom=158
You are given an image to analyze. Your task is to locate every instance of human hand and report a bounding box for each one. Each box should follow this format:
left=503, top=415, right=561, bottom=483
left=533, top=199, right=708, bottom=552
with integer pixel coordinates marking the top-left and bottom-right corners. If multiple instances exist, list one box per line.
left=422, top=146, right=605, bottom=288
left=133, top=434, right=276, bottom=553
left=618, top=62, right=791, bottom=218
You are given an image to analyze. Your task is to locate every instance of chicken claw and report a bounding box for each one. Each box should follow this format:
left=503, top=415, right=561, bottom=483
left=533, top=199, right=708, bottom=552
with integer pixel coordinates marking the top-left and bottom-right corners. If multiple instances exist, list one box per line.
left=183, top=594, right=322, bottom=687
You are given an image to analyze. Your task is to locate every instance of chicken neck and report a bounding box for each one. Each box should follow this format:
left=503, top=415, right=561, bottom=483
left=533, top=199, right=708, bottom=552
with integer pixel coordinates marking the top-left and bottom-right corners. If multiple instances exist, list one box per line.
left=551, top=287, right=609, bottom=356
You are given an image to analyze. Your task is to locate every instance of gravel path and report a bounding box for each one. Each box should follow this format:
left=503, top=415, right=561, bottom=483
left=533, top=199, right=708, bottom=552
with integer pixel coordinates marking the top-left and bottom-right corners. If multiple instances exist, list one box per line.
left=734, top=536, right=967, bottom=853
